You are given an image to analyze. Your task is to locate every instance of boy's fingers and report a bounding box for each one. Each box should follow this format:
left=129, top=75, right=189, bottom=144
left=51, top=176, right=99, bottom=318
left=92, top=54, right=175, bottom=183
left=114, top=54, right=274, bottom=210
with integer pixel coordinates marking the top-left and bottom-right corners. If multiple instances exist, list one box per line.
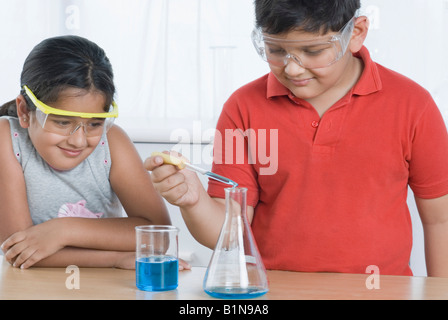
left=149, top=163, right=181, bottom=187
left=151, top=151, right=186, bottom=169
left=144, top=155, right=164, bottom=171
left=144, top=150, right=186, bottom=171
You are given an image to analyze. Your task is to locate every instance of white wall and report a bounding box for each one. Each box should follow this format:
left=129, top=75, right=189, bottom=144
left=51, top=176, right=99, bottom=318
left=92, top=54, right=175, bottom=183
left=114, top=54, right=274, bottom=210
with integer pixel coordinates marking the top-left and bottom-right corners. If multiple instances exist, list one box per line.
left=2, top=0, right=447, bottom=274
left=1, top=0, right=447, bottom=135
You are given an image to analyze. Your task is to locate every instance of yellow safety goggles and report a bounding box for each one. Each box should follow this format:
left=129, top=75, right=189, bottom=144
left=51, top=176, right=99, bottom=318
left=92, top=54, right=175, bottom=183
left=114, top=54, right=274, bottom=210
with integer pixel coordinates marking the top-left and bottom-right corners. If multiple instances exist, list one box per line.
left=23, top=85, right=118, bottom=137
left=23, top=85, right=118, bottom=118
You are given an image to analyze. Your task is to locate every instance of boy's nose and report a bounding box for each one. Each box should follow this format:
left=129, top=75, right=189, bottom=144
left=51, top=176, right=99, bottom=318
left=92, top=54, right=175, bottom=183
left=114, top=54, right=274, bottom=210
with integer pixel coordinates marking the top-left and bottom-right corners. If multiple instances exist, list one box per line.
left=284, top=57, right=306, bottom=76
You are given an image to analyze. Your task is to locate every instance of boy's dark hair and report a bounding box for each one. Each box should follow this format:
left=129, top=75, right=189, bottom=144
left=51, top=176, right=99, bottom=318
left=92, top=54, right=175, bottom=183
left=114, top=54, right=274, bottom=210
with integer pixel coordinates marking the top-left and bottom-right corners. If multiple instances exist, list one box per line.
left=255, top=0, right=361, bottom=34
left=0, top=35, right=115, bottom=117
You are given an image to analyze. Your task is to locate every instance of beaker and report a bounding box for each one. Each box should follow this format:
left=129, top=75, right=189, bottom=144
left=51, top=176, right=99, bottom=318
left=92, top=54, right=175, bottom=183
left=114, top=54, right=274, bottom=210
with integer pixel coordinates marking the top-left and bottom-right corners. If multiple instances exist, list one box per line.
left=135, top=225, right=179, bottom=291
left=203, top=187, right=269, bottom=299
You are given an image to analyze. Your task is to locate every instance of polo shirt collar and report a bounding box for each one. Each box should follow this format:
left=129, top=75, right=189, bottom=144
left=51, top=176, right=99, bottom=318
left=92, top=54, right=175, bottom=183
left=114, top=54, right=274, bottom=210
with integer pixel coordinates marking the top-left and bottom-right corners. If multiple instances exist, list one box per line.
left=266, top=46, right=382, bottom=99
left=267, top=71, right=289, bottom=98
left=352, top=46, right=382, bottom=95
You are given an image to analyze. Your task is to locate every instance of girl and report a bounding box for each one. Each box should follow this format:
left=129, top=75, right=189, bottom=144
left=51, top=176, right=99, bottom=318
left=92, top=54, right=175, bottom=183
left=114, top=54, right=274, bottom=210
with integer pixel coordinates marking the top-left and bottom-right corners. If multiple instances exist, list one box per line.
left=0, top=35, right=171, bottom=269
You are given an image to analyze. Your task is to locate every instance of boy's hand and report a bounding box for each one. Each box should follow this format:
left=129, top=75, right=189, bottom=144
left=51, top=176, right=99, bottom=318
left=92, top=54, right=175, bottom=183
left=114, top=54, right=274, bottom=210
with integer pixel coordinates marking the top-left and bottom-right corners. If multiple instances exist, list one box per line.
left=144, top=151, right=203, bottom=209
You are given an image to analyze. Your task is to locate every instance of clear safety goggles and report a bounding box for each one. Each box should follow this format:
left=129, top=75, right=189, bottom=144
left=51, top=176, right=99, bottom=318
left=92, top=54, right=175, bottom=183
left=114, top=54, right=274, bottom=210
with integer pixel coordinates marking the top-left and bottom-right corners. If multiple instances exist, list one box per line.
left=23, top=85, right=118, bottom=137
left=251, top=15, right=356, bottom=69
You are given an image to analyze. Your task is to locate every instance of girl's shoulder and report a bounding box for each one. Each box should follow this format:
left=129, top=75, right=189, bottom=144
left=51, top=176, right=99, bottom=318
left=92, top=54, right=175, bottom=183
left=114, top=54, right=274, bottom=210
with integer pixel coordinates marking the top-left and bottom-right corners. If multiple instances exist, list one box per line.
left=0, top=117, right=24, bottom=137
left=0, top=117, right=34, bottom=167
left=106, top=124, right=146, bottom=178
left=0, top=117, right=19, bottom=166
left=0, top=116, right=11, bottom=130
left=106, top=124, right=135, bottom=157
left=0, top=117, right=12, bottom=148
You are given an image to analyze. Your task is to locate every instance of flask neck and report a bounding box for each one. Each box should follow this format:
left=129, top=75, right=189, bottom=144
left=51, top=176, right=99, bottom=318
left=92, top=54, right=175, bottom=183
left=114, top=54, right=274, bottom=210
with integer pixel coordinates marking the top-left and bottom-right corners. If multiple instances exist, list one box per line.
left=224, top=187, right=247, bottom=219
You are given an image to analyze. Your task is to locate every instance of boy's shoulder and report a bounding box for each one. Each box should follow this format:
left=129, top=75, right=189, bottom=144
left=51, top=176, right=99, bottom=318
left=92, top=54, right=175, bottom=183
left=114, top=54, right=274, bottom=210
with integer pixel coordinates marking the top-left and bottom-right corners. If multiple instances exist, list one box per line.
left=232, top=73, right=270, bottom=97
left=353, top=47, right=432, bottom=101
left=374, top=61, right=431, bottom=99
left=219, top=73, right=274, bottom=121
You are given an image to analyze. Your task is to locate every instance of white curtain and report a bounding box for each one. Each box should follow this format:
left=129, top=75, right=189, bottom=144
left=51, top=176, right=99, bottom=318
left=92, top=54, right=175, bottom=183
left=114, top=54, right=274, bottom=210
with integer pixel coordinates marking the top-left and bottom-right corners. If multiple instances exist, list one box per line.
left=1, top=0, right=446, bottom=143
left=0, top=0, right=266, bottom=142
left=361, top=0, right=448, bottom=119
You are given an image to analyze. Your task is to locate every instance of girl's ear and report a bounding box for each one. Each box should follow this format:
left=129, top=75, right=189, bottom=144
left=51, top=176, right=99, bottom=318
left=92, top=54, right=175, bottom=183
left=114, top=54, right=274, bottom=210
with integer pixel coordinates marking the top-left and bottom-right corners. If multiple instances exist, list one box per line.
left=349, top=16, right=369, bottom=53
left=16, top=95, right=31, bottom=128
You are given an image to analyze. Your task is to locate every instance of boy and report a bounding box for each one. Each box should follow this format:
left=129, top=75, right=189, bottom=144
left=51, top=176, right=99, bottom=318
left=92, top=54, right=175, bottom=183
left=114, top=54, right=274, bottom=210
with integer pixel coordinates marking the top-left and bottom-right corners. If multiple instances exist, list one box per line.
left=146, top=0, right=448, bottom=277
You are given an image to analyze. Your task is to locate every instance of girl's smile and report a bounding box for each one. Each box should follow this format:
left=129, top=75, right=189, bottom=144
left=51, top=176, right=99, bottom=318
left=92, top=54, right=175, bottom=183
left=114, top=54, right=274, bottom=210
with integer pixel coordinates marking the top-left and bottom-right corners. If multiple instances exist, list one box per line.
left=58, top=146, right=84, bottom=158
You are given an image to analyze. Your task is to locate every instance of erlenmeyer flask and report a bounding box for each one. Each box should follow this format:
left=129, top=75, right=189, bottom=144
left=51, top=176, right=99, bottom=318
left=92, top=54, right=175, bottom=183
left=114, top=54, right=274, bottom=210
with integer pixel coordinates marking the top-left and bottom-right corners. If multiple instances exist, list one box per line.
left=203, top=187, right=268, bottom=299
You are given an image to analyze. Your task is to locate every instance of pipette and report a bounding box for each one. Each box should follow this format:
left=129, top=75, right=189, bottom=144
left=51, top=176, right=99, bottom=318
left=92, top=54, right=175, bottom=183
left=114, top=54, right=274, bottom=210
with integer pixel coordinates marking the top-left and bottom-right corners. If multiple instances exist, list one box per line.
left=151, top=152, right=238, bottom=188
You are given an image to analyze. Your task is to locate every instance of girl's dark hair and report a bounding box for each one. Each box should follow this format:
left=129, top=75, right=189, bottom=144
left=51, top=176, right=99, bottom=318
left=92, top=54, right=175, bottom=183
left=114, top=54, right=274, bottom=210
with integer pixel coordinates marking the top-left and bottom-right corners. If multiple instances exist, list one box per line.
left=255, top=0, right=361, bottom=34
left=0, top=35, right=115, bottom=117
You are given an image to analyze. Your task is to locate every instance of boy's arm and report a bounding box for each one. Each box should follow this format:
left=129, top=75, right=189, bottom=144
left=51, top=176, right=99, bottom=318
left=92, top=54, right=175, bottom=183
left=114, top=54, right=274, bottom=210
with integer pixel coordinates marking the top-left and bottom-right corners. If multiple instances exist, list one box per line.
left=180, top=196, right=254, bottom=250
left=415, top=194, right=448, bottom=277
left=146, top=153, right=254, bottom=249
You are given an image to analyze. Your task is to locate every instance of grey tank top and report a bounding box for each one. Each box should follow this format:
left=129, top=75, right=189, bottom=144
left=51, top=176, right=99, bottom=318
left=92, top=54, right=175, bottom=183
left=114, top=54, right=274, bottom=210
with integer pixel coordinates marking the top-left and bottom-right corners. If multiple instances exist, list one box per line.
left=7, top=117, right=123, bottom=224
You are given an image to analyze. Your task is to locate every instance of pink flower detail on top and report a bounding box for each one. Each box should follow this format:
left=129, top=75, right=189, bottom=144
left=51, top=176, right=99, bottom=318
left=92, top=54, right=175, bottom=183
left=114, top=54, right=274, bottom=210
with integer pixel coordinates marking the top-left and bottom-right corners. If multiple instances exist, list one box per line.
left=58, top=200, right=103, bottom=218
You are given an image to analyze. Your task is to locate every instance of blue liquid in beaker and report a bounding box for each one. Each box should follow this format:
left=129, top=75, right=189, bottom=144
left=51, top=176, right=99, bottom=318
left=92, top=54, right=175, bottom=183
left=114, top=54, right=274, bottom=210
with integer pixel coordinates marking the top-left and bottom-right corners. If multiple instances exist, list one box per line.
left=136, top=256, right=178, bottom=291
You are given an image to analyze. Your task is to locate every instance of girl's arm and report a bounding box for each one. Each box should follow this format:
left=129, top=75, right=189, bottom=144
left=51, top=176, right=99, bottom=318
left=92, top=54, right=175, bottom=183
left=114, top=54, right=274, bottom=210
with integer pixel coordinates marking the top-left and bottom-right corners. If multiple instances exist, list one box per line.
left=29, top=247, right=135, bottom=269
left=107, top=125, right=170, bottom=225
left=0, top=119, right=34, bottom=244
left=1, top=122, right=171, bottom=268
left=51, top=125, right=172, bottom=252
left=2, top=215, right=150, bottom=269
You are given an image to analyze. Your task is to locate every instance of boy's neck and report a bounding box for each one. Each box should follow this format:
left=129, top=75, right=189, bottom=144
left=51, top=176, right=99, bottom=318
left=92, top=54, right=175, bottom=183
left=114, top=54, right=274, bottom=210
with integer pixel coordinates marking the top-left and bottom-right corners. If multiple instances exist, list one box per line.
left=307, top=56, right=364, bottom=118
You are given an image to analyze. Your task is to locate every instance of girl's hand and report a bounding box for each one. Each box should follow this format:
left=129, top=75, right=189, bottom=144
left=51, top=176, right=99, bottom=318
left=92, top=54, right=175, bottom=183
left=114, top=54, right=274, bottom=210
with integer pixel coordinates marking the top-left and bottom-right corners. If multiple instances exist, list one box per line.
left=179, top=258, right=191, bottom=271
left=114, top=251, right=191, bottom=271
left=1, top=219, right=66, bottom=269
left=113, top=251, right=136, bottom=270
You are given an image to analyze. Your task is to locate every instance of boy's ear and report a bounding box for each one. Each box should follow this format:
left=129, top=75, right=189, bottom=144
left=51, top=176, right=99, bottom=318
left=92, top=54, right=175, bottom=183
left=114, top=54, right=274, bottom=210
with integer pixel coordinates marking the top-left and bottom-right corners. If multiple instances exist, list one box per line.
left=16, top=95, right=31, bottom=128
left=349, top=16, right=369, bottom=53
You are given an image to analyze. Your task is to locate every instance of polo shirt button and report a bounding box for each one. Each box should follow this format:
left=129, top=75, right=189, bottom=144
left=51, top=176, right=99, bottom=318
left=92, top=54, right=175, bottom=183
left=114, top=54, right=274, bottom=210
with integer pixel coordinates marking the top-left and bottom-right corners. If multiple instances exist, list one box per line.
left=311, top=121, right=319, bottom=128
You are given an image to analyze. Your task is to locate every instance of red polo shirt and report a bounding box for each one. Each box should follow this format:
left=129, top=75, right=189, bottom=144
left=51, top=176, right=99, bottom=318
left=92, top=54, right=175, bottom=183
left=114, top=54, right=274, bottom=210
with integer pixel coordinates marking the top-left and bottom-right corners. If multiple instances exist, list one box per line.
left=208, top=47, right=448, bottom=275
